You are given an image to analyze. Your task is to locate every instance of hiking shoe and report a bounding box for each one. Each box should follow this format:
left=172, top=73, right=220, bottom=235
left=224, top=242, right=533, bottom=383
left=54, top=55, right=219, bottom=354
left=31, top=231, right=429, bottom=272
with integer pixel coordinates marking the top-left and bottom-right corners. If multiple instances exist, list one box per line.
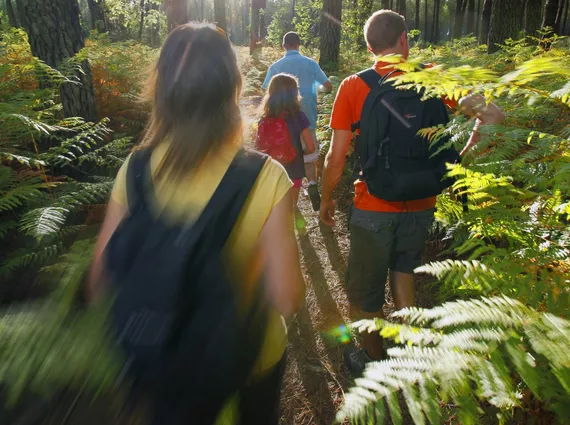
left=306, top=184, right=321, bottom=212
left=344, top=344, right=375, bottom=377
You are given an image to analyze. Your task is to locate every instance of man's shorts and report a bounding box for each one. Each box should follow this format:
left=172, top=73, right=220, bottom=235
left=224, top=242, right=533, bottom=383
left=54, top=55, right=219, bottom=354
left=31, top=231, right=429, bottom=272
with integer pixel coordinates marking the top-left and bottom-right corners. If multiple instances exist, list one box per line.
left=301, top=129, right=319, bottom=163
left=345, top=207, right=435, bottom=313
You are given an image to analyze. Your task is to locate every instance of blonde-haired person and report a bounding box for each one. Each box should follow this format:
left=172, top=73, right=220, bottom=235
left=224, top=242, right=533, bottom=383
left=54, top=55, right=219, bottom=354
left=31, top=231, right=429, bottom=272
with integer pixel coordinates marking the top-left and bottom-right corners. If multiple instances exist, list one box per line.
left=88, top=23, right=304, bottom=425
left=320, top=10, right=504, bottom=376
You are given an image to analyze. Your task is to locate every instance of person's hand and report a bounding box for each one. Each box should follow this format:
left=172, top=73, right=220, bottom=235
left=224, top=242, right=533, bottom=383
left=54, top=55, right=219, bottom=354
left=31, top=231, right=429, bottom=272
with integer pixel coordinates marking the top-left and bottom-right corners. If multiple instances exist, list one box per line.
left=320, top=198, right=336, bottom=226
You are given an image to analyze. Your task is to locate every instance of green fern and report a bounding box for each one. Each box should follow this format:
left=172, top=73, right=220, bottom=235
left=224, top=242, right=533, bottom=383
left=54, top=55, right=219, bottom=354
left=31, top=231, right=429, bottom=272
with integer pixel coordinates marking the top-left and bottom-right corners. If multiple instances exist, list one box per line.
left=339, top=297, right=570, bottom=425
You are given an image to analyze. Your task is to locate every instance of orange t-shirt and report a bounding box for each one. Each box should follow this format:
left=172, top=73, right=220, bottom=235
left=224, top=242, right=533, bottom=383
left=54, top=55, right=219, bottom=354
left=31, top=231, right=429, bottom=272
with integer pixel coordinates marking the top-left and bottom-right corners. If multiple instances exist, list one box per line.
left=330, top=61, right=458, bottom=212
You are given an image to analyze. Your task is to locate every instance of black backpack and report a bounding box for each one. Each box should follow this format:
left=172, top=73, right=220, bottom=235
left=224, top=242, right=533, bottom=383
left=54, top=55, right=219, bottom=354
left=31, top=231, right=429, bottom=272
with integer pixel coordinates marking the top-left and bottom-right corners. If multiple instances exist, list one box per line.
left=105, top=148, right=269, bottom=424
left=352, top=67, right=461, bottom=202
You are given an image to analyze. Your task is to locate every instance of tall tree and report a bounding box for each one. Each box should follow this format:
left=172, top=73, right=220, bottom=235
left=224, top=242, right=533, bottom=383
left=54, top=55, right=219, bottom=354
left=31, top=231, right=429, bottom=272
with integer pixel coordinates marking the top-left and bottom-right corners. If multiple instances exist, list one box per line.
left=139, top=0, right=146, bottom=40
left=453, top=0, right=466, bottom=38
left=560, top=0, right=570, bottom=35
left=487, top=0, right=522, bottom=52
left=319, top=0, right=342, bottom=70
left=6, top=0, right=19, bottom=27
left=432, top=0, right=441, bottom=42
left=425, top=0, right=429, bottom=38
left=165, top=0, right=189, bottom=32
left=415, top=0, right=421, bottom=28
left=397, top=0, right=407, bottom=18
left=381, top=0, right=390, bottom=8
left=250, top=0, right=265, bottom=54
left=466, top=0, right=476, bottom=33
left=525, top=0, right=543, bottom=36
left=542, top=0, right=561, bottom=32
left=16, top=0, right=97, bottom=121
left=475, top=0, right=482, bottom=36
left=479, top=0, right=492, bottom=43
left=214, top=0, right=227, bottom=30
left=87, top=0, right=107, bottom=32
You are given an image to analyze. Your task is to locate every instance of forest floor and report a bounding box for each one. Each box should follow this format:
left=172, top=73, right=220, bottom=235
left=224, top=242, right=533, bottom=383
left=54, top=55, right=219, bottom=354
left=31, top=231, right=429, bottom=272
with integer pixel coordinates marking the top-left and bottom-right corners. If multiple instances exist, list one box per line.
left=30, top=47, right=445, bottom=425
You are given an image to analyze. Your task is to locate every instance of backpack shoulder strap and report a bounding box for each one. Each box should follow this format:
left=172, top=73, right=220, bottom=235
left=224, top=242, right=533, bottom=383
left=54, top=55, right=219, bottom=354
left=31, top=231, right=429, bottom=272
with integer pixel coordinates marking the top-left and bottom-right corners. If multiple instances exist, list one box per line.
left=356, top=68, right=383, bottom=89
left=196, top=149, right=267, bottom=246
left=126, top=149, right=152, bottom=214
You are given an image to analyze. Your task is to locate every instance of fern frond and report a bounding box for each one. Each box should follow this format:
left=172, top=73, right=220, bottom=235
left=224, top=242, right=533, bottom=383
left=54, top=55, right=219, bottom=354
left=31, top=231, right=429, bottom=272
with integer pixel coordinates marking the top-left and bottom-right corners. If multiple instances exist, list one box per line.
left=339, top=297, right=570, bottom=425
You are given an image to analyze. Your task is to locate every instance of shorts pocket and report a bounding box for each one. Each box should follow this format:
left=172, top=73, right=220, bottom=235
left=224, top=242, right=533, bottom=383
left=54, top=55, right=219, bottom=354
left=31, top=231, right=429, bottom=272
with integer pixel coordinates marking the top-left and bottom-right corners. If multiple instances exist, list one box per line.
left=350, top=211, right=393, bottom=233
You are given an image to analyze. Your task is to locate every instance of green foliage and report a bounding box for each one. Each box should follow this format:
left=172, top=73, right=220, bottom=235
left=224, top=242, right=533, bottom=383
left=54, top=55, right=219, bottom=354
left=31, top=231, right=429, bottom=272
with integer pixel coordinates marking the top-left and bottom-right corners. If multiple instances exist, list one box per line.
left=0, top=25, right=132, bottom=407
left=334, top=37, right=570, bottom=425
left=338, top=297, right=570, bottom=425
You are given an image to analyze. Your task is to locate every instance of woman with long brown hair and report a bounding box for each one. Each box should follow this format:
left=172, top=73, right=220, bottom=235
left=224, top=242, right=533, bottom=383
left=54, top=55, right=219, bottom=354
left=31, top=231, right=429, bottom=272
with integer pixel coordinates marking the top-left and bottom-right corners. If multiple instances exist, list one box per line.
left=88, top=23, right=304, bottom=425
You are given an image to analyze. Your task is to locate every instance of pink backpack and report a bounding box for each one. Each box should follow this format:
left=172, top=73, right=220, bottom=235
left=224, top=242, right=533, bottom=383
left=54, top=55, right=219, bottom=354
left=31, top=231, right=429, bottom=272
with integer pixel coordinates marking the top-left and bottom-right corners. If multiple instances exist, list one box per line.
left=256, top=116, right=297, bottom=165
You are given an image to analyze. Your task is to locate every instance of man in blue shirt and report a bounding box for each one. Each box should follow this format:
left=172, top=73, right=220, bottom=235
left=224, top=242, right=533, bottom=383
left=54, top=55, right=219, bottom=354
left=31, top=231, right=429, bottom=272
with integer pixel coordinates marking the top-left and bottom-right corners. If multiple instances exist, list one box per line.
left=263, top=32, right=332, bottom=211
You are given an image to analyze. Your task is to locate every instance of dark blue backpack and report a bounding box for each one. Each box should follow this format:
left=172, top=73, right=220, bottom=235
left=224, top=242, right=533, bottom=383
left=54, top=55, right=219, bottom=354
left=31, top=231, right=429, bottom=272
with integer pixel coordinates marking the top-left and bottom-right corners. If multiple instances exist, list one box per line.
left=105, top=148, right=268, bottom=424
left=353, top=68, right=461, bottom=202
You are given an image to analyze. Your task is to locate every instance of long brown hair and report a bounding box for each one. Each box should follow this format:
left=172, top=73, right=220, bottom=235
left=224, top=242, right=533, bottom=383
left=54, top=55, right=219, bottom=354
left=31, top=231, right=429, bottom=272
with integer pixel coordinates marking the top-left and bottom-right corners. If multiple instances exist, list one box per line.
left=139, top=22, right=242, bottom=178
left=261, top=73, right=302, bottom=119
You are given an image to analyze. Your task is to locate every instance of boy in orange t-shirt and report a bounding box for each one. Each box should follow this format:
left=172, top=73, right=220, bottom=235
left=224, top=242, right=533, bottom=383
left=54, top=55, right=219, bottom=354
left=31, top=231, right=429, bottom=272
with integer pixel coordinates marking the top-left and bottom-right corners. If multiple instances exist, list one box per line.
left=320, top=10, right=505, bottom=376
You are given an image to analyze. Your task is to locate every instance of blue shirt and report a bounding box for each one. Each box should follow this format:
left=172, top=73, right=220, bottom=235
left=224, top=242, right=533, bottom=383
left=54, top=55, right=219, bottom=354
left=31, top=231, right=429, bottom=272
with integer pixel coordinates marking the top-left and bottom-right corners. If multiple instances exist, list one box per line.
left=262, top=50, right=329, bottom=130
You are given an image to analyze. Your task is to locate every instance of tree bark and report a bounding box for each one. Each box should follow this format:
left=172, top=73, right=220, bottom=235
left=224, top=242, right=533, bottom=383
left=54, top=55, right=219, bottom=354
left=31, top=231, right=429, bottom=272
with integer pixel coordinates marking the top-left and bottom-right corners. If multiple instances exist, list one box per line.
left=520, top=0, right=526, bottom=30
left=562, top=0, right=569, bottom=34
left=243, top=0, right=250, bottom=41
left=453, top=0, right=466, bottom=38
left=165, top=0, right=189, bottom=32
left=415, top=0, right=421, bottom=28
left=250, top=3, right=259, bottom=54
left=475, top=0, right=482, bottom=36
left=139, top=0, right=146, bottom=40
left=86, top=0, right=107, bottom=32
left=17, top=0, right=97, bottom=122
left=382, top=0, right=390, bottom=8
left=319, top=0, right=342, bottom=70
left=6, top=0, right=19, bottom=27
left=479, top=0, right=492, bottom=43
left=466, top=0, right=476, bottom=33
left=542, top=0, right=560, bottom=32
left=525, top=0, right=542, bottom=36
left=425, top=0, right=429, bottom=37
left=487, top=0, right=522, bottom=52
left=398, top=0, right=407, bottom=18
left=432, top=0, right=441, bottom=42
left=215, top=0, right=227, bottom=30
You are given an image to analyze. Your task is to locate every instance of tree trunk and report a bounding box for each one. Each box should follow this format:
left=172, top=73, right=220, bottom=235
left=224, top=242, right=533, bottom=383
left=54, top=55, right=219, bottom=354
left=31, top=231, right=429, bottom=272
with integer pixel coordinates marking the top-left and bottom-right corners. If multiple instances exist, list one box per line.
left=398, top=0, right=407, bottom=18
left=415, top=0, right=421, bottom=28
left=87, top=0, right=107, bottom=32
left=519, top=0, right=526, bottom=30
left=487, top=0, right=522, bottom=52
left=139, top=0, right=145, bottom=40
left=389, top=0, right=394, bottom=10
left=562, top=0, right=569, bottom=34
left=149, top=1, right=161, bottom=47
left=453, top=0, right=466, bottom=38
left=432, top=0, right=441, bottom=42
left=165, top=0, right=189, bottom=32
left=425, top=0, right=429, bottom=37
left=525, top=0, right=542, bottom=36
left=555, top=0, right=565, bottom=30
left=382, top=0, right=390, bottom=8
left=243, top=0, right=250, bottom=41
left=466, top=0, right=476, bottom=33
left=214, top=0, right=227, bottom=30
left=250, top=2, right=260, bottom=54
left=319, top=0, right=342, bottom=70
left=479, top=0, right=492, bottom=43
left=6, top=0, right=19, bottom=27
left=17, top=0, right=97, bottom=122
left=475, top=0, right=482, bottom=36
left=542, top=0, right=560, bottom=32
